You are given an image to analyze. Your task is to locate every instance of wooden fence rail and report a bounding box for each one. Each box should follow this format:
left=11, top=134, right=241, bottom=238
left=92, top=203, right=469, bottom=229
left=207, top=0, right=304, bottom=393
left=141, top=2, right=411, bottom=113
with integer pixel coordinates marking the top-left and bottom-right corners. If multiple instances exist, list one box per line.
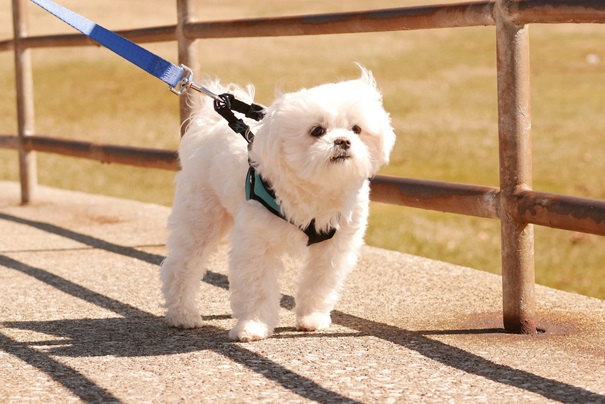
left=1, top=0, right=605, bottom=334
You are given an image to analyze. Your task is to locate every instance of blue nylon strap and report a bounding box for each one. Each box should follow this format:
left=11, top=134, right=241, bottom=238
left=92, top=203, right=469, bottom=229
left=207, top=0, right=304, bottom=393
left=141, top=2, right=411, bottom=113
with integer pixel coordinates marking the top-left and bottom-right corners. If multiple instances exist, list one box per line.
left=30, top=0, right=184, bottom=88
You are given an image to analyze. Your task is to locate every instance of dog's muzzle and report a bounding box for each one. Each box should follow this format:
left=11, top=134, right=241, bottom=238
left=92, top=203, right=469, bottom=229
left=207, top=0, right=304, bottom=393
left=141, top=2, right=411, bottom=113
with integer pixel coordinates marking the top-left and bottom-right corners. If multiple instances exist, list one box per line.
left=331, top=138, right=352, bottom=162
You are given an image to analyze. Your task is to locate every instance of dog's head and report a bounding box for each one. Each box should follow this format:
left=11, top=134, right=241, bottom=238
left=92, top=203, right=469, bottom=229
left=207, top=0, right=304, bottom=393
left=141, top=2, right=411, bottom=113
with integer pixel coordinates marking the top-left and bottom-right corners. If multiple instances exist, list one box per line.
left=250, top=66, right=396, bottom=190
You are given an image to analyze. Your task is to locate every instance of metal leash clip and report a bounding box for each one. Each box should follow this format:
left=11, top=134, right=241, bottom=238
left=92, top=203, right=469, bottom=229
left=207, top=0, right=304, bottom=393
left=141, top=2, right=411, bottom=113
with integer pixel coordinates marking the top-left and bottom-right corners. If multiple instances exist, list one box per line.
left=170, top=64, right=264, bottom=146
left=169, top=64, right=223, bottom=103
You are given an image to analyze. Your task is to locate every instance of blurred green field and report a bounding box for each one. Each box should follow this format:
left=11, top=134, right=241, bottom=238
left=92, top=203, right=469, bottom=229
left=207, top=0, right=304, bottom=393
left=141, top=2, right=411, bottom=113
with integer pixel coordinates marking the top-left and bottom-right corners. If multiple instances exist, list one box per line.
left=1, top=1, right=604, bottom=298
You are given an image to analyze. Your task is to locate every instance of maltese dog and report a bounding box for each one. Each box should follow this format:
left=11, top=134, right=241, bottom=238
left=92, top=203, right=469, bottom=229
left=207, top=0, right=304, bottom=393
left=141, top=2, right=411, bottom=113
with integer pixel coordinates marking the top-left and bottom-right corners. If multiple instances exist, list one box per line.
left=161, top=66, right=396, bottom=341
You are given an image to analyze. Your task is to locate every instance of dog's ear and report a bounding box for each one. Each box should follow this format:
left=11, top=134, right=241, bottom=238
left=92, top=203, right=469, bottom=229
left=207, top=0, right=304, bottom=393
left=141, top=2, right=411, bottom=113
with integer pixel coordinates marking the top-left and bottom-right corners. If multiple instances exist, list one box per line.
left=353, top=64, right=395, bottom=168
left=379, top=121, right=397, bottom=167
left=355, top=63, right=377, bottom=89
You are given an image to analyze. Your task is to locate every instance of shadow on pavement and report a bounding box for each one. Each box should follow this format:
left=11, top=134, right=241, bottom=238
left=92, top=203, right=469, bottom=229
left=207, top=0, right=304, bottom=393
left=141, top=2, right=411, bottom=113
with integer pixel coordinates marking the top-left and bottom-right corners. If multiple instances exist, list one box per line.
left=1, top=212, right=604, bottom=403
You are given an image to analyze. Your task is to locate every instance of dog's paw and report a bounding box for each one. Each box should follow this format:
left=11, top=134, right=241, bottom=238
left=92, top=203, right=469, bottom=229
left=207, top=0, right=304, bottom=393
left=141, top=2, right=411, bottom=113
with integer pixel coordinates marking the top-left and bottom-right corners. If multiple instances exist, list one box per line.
left=165, top=309, right=204, bottom=329
left=296, top=312, right=332, bottom=332
left=229, top=320, right=272, bottom=342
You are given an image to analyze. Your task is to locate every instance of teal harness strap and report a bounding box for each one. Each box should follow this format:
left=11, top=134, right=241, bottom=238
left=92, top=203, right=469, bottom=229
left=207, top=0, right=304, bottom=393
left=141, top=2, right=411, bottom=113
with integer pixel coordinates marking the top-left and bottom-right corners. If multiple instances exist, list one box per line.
left=245, top=167, right=336, bottom=246
left=246, top=166, right=282, bottom=218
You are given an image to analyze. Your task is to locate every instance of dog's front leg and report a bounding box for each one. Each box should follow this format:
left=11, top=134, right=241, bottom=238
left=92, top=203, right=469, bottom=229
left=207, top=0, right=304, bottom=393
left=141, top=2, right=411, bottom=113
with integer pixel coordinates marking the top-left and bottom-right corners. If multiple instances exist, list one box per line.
left=228, top=211, right=284, bottom=342
left=228, top=249, right=283, bottom=341
left=295, top=237, right=360, bottom=332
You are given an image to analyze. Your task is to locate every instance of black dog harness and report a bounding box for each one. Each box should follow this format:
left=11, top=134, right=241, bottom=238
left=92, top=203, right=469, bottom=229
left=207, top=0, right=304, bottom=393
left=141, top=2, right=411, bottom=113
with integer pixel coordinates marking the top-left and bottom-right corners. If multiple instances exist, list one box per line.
left=213, top=94, right=337, bottom=246
left=245, top=166, right=337, bottom=246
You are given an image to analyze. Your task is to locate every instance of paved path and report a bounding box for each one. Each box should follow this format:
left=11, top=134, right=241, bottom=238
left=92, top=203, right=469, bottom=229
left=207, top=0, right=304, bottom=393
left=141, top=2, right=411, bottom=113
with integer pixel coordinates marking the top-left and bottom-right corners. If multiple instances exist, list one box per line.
left=1, top=181, right=604, bottom=403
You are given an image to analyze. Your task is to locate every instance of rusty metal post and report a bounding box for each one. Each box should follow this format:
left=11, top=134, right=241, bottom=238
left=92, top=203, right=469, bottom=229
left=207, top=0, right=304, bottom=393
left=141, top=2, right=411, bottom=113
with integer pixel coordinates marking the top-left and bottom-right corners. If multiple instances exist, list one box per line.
left=495, top=0, right=536, bottom=334
left=176, top=0, right=199, bottom=136
left=12, top=0, right=37, bottom=203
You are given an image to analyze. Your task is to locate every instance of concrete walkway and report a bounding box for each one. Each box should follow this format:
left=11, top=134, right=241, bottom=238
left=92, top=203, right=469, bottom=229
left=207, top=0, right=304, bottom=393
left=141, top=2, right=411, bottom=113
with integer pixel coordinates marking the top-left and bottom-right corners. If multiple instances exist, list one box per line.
left=1, top=180, right=604, bottom=403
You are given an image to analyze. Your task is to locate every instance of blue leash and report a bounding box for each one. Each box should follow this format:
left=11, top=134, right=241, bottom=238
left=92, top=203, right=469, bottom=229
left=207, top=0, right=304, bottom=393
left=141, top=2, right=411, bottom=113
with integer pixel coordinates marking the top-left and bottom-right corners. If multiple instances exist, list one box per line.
left=30, top=0, right=265, bottom=142
left=30, top=0, right=220, bottom=100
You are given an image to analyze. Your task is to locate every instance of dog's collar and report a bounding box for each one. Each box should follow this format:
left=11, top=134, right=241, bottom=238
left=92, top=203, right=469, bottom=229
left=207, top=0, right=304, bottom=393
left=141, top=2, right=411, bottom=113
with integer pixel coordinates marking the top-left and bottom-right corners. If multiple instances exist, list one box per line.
left=245, top=166, right=337, bottom=246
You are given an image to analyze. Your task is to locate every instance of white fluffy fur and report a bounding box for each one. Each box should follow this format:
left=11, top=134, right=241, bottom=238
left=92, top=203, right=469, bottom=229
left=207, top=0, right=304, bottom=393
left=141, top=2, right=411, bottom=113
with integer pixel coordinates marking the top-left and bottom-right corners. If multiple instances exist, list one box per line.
left=161, top=66, right=396, bottom=341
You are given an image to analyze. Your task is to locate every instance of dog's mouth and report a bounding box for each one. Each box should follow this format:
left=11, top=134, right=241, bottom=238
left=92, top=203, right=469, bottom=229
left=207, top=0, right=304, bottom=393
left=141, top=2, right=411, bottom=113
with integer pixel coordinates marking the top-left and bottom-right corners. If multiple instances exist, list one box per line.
left=330, top=150, right=352, bottom=163
left=330, top=154, right=351, bottom=163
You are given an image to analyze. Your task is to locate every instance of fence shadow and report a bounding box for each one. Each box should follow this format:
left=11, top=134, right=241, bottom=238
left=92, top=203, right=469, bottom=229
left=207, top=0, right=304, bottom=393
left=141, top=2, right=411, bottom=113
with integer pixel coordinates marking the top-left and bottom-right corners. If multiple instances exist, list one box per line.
left=206, top=271, right=605, bottom=404
left=0, top=254, right=360, bottom=403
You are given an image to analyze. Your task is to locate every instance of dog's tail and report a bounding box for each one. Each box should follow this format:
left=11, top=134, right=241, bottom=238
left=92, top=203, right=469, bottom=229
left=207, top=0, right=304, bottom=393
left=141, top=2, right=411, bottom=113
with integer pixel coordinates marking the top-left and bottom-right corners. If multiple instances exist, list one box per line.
left=183, top=79, right=257, bottom=132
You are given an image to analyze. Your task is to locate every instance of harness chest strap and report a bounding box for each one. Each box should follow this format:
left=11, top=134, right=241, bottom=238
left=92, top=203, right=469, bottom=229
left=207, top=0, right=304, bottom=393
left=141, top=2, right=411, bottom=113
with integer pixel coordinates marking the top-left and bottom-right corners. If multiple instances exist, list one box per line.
left=245, top=167, right=337, bottom=246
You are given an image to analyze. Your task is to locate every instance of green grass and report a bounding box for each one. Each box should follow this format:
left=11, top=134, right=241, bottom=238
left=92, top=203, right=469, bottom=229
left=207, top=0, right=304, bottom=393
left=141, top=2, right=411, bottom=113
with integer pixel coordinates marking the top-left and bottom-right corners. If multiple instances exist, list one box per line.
left=1, top=1, right=605, bottom=299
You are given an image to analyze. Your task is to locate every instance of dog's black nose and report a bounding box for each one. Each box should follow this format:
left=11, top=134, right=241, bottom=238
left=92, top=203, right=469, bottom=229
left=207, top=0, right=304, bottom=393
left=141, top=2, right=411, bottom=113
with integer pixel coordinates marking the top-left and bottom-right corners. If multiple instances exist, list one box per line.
left=334, top=138, right=351, bottom=149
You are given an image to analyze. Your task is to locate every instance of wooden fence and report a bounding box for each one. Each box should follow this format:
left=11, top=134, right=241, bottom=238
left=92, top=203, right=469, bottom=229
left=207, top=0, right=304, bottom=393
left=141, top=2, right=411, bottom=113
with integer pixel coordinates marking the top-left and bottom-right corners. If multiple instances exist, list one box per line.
left=1, top=0, right=605, bottom=334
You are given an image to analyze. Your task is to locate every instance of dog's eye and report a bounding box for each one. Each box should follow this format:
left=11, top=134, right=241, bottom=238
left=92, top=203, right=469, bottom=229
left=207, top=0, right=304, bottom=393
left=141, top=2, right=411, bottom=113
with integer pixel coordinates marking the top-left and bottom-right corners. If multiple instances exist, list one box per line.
left=310, top=125, right=326, bottom=137
left=351, top=125, right=362, bottom=135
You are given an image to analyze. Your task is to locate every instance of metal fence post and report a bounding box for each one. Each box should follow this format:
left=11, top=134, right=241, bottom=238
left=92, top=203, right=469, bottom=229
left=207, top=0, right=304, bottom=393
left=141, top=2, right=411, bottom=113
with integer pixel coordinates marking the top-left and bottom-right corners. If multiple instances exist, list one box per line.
left=12, top=0, right=37, bottom=203
left=176, top=0, right=199, bottom=136
left=495, top=0, right=537, bottom=334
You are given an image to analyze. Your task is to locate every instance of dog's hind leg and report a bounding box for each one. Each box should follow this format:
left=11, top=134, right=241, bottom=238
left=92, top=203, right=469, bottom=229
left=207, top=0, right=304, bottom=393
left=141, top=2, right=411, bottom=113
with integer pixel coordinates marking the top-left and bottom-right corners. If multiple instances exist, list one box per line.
left=161, top=190, right=232, bottom=329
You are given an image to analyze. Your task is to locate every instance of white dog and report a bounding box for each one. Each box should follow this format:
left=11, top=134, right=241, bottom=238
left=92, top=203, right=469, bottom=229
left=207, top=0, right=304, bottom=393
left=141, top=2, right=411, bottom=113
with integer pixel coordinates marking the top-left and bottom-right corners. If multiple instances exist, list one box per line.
left=161, top=66, right=396, bottom=341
